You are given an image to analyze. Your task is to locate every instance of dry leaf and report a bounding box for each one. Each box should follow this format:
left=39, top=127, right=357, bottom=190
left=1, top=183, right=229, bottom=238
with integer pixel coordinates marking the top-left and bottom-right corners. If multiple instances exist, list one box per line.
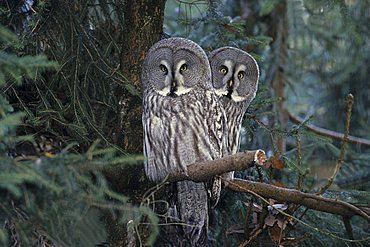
left=277, top=218, right=288, bottom=229
left=269, top=155, right=285, bottom=170
left=268, top=223, right=284, bottom=243
left=264, top=214, right=277, bottom=227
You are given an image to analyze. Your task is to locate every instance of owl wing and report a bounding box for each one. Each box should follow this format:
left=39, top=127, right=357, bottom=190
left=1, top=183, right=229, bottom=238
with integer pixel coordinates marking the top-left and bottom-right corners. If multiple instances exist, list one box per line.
left=206, top=91, right=228, bottom=159
left=205, top=91, right=229, bottom=207
left=143, top=97, right=171, bottom=182
left=143, top=107, right=158, bottom=182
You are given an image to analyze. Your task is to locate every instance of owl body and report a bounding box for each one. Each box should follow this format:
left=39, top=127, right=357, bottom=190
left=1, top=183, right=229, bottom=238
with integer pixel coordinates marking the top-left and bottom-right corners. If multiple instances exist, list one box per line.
left=143, top=88, right=223, bottom=181
left=142, top=38, right=226, bottom=246
left=209, top=47, right=259, bottom=175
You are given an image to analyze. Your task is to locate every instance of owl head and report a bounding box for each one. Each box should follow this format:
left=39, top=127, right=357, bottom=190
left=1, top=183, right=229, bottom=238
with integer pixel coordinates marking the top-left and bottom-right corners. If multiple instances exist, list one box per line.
left=209, top=47, right=259, bottom=105
left=141, top=37, right=212, bottom=97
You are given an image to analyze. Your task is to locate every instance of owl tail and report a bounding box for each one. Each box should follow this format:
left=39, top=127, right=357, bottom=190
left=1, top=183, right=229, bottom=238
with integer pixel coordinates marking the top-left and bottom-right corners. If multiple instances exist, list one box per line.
left=176, top=180, right=208, bottom=246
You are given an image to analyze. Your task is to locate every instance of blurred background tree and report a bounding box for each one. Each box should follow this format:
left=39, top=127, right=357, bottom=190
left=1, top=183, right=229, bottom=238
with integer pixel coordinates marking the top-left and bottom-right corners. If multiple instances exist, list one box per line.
left=1, top=0, right=369, bottom=246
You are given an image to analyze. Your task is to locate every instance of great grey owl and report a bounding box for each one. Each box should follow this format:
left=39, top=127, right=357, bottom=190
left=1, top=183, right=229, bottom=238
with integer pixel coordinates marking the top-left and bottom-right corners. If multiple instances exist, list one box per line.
left=209, top=47, right=259, bottom=178
left=141, top=37, right=227, bottom=246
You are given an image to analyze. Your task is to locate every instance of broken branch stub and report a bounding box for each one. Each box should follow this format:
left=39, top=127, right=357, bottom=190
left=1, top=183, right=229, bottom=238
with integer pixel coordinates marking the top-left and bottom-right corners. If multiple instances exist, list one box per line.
left=168, top=150, right=267, bottom=182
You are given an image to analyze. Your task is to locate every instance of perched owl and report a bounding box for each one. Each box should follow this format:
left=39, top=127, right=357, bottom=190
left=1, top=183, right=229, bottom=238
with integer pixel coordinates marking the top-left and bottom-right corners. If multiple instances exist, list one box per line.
left=141, top=37, right=226, bottom=246
left=209, top=47, right=259, bottom=178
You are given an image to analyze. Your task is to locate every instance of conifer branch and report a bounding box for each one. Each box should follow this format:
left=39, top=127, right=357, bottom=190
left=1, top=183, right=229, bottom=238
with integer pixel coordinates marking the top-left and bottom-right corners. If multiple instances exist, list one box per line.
left=342, top=216, right=356, bottom=246
left=224, top=179, right=370, bottom=221
left=288, top=107, right=370, bottom=148
left=318, top=94, right=353, bottom=194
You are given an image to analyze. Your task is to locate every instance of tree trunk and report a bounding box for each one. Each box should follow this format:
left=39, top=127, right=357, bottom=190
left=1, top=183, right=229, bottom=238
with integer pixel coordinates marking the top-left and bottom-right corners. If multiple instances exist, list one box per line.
left=107, top=1, right=166, bottom=245
left=266, top=1, right=288, bottom=154
left=116, top=0, right=167, bottom=154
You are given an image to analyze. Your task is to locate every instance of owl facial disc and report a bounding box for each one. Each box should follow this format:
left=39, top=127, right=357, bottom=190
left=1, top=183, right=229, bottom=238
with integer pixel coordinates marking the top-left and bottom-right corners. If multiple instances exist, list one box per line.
left=155, top=59, right=193, bottom=97
left=214, top=60, right=248, bottom=102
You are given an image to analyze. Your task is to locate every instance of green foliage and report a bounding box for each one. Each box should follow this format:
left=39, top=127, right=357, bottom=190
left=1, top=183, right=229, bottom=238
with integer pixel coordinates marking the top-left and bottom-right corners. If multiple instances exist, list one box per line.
left=0, top=23, right=157, bottom=246
left=1, top=0, right=129, bottom=149
left=1, top=0, right=370, bottom=246
left=164, top=0, right=271, bottom=50
left=259, top=0, right=281, bottom=16
left=0, top=27, right=58, bottom=86
left=297, top=209, right=370, bottom=246
left=286, top=0, right=370, bottom=139
left=0, top=146, right=157, bottom=246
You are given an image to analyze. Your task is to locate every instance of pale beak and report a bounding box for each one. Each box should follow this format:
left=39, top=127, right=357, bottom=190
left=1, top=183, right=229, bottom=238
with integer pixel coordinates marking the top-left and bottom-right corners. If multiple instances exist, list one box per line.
left=227, top=79, right=234, bottom=88
left=226, top=79, right=234, bottom=98
left=168, top=81, right=178, bottom=97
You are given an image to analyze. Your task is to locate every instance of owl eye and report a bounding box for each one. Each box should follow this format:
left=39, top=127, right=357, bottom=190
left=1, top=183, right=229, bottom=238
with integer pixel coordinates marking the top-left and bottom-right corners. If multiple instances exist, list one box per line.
left=219, top=66, right=228, bottom=75
left=180, top=64, right=188, bottom=73
left=159, top=64, right=168, bottom=74
left=238, top=71, right=246, bottom=79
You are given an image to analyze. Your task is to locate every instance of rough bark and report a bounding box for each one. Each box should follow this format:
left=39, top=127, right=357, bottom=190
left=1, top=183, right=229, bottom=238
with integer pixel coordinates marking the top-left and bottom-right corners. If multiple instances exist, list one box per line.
left=102, top=150, right=266, bottom=196
left=169, top=150, right=267, bottom=182
left=108, top=1, right=166, bottom=245
left=117, top=0, right=166, bottom=154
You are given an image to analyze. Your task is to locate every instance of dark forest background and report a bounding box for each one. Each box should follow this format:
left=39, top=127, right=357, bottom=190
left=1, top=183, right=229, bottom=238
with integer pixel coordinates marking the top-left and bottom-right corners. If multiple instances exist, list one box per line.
left=1, top=0, right=370, bottom=246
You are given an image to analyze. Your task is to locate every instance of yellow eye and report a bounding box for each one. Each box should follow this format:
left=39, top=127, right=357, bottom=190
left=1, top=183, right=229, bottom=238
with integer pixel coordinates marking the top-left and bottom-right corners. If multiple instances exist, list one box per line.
left=160, top=65, right=168, bottom=74
left=180, top=64, right=188, bottom=72
left=238, top=71, right=245, bottom=79
left=219, top=66, right=228, bottom=75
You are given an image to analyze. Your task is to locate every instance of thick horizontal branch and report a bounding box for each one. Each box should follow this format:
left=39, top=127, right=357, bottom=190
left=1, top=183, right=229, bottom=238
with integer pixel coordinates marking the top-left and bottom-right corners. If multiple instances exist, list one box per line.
left=288, top=112, right=370, bottom=147
left=225, top=179, right=370, bottom=221
left=101, top=149, right=370, bottom=222
left=168, top=150, right=266, bottom=183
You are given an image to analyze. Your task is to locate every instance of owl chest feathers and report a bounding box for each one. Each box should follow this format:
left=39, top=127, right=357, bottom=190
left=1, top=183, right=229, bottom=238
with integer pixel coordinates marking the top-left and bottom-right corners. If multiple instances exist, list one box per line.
left=143, top=89, right=224, bottom=182
left=222, top=98, right=248, bottom=154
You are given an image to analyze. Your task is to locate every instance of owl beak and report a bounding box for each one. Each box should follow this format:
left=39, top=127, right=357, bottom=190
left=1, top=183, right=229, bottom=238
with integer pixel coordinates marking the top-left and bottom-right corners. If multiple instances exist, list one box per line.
left=227, top=79, right=234, bottom=88
left=168, top=81, right=178, bottom=97
left=226, top=79, right=234, bottom=98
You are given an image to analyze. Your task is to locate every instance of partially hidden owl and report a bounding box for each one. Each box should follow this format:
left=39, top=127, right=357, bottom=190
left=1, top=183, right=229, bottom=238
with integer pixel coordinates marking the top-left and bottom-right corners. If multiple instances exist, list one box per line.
left=209, top=47, right=260, bottom=178
left=141, top=37, right=227, bottom=246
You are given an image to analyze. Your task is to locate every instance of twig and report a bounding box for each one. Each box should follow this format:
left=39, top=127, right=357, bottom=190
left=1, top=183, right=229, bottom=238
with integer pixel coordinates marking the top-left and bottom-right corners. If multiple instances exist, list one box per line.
left=238, top=228, right=263, bottom=247
left=295, top=131, right=305, bottom=190
left=5, top=218, right=21, bottom=247
left=244, top=199, right=253, bottom=240
left=318, top=94, right=353, bottom=194
left=221, top=210, right=228, bottom=247
left=342, top=216, right=357, bottom=247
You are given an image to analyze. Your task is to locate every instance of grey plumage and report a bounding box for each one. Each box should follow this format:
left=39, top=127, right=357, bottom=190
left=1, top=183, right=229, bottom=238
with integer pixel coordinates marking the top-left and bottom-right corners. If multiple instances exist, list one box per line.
left=209, top=47, right=259, bottom=178
left=141, top=37, right=226, bottom=246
